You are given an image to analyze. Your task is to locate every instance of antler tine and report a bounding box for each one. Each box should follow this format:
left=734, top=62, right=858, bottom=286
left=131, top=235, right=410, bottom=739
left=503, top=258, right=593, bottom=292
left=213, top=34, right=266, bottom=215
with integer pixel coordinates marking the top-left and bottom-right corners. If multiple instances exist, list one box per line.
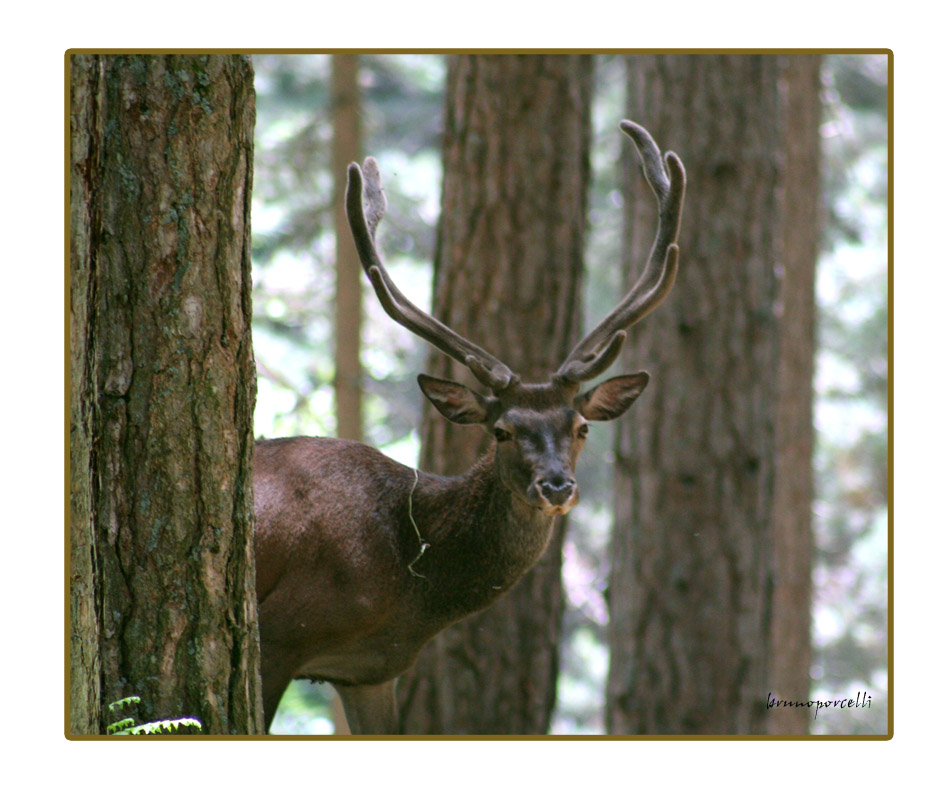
left=346, top=158, right=516, bottom=392
left=555, top=121, right=685, bottom=385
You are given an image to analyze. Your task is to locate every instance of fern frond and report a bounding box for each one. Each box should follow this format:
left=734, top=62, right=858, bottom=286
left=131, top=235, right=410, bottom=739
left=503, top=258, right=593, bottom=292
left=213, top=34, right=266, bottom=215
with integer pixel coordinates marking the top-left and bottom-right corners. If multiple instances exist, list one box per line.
left=107, top=696, right=142, bottom=713
left=115, top=717, right=203, bottom=735
left=106, top=695, right=203, bottom=735
left=106, top=717, right=136, bottom=734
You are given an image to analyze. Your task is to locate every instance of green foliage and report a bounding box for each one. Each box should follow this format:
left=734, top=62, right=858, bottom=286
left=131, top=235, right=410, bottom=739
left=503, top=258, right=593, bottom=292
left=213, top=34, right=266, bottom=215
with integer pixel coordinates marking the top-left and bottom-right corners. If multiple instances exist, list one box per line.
left=106, top=696, right=203, bottom=736
left=107, top=695, right=141, bottom=712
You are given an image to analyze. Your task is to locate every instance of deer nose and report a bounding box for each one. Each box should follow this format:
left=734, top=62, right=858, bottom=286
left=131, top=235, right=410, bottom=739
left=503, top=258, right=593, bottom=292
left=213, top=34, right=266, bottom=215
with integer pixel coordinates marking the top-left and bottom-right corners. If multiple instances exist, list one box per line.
left=537, top=476, right=576, bottom=507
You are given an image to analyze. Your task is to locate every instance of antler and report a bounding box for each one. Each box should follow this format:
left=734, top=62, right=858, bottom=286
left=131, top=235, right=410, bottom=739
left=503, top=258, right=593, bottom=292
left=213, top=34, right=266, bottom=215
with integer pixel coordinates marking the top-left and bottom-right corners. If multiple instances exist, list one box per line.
left=555, top=121, right=685, bottom=384
left=346, top=157, right=517, bottom=392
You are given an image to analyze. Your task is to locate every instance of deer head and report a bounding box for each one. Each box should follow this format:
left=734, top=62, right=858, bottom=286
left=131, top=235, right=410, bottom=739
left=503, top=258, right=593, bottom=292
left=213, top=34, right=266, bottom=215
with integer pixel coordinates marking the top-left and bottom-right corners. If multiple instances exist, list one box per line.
left=345, top=120, right=685, bottom=517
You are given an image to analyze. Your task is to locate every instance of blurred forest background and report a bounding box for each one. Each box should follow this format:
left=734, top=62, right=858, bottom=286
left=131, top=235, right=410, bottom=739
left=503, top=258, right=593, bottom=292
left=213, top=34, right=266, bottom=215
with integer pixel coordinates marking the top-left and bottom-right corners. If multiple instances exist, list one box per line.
left=249, top=53, right=887, bottom=735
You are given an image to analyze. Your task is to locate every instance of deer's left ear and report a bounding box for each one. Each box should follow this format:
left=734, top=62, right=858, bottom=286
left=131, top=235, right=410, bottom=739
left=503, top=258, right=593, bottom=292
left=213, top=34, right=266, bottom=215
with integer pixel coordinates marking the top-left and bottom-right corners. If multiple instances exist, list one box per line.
left=574, top=372, right=649, bottom=421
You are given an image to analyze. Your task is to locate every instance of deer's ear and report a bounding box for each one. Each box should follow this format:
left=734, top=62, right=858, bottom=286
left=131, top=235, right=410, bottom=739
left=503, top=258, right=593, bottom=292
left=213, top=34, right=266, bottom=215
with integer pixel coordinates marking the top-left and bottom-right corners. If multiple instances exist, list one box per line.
left=418, top=374, right=490, bottom=425
left=574, top=372, right=649, bottom=421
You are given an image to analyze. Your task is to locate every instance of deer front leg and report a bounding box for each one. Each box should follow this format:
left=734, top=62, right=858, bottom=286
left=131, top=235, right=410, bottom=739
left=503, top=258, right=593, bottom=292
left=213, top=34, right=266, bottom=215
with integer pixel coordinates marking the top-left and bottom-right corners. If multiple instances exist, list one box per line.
left=334, top=679, right=398, bottom=734
left=260, top=644, right=298, bottom=732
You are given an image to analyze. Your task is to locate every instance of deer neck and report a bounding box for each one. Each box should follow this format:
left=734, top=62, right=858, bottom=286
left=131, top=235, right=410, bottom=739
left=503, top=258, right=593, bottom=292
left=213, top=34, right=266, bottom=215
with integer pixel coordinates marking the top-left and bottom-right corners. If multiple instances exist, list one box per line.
left=407, top=445, right=557, bottom=623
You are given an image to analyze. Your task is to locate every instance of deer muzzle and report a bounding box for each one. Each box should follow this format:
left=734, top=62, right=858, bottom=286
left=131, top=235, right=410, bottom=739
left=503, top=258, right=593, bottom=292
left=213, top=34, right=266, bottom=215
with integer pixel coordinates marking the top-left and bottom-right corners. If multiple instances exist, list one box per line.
left=533, top=475, right=578, bottom=515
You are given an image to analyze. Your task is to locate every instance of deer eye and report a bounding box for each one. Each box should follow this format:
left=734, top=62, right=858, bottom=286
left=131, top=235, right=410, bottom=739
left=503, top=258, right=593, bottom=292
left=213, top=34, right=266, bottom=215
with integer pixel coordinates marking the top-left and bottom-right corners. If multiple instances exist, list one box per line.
left=493, top=426, right=513, bottom=442
left=577, top=422, right=590, bottom=439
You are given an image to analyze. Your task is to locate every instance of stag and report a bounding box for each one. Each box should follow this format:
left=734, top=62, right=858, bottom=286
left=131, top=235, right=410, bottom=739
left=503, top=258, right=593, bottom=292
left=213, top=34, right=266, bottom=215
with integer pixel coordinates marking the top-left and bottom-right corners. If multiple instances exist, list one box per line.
left=253, top=121, right=685, bottom=734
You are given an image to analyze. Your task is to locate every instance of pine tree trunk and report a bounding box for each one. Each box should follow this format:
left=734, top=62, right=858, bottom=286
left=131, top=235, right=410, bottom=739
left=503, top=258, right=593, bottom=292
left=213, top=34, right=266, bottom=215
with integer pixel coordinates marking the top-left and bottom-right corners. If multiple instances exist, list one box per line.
left=69, top=54, right=263, bottom=735
left=767, top=54, right=821, bottom=735
left=332, top=53, right=364, bottom=445
left=396, top=54, right=592, bottom=734
left=70, top=53, right=104, bottom=736
left=607, top=55, right=781, bottom=734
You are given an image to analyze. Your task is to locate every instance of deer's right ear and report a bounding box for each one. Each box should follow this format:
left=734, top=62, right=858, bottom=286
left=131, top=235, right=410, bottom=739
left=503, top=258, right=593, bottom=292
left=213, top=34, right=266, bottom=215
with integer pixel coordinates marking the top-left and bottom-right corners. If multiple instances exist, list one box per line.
left=574, top=372, right=650, bottom=421
left=418, top=374, right=490, bottom=425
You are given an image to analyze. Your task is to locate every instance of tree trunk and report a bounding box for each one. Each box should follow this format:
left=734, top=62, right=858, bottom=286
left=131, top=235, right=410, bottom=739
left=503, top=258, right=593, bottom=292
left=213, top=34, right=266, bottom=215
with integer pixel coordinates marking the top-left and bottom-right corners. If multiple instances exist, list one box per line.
left=331, top=52, right=363, bottom=734
left=69, top=54, right=104, bottom=736
left=332, top=53, right=364, bottom=445
left=68, top=54, right=263, bottom=735
left=767, top=54, right=821, bottom=735
left=396, top=54, right=592, bottom=734
left=607, top=55, right=781, bottom=734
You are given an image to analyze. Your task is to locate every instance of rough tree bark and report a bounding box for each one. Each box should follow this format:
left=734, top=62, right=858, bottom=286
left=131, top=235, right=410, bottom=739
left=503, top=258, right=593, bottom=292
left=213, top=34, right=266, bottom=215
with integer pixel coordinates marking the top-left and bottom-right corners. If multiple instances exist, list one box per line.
left=767, top=54, right=821, bottom=735
left=70, top=54, right=104, bottom=736
left=396, top=54, right=592, bottom=734
left=607, top=55, right=781, bottom=734
left=69, top=54, right=263, bottom=735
